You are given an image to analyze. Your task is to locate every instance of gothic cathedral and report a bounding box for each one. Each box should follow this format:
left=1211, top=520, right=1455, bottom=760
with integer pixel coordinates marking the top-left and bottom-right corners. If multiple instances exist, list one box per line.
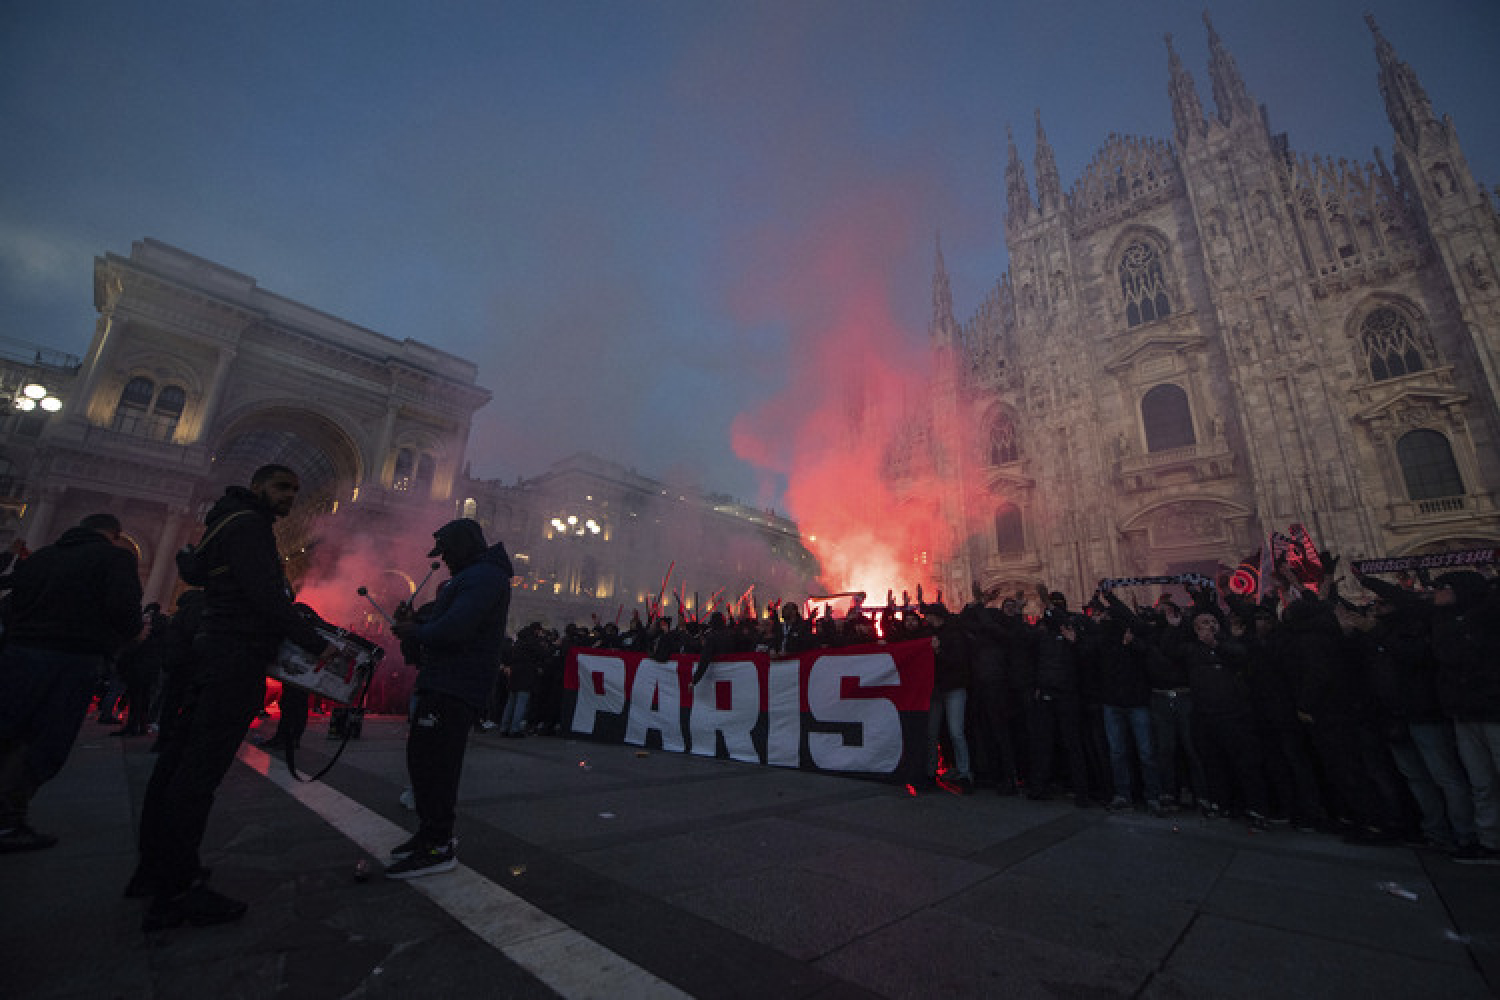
left=918, top=15, right=1500, bottom=602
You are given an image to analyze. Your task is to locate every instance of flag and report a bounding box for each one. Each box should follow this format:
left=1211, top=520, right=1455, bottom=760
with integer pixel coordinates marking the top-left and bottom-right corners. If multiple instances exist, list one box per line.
left=1286, top=523, right=1325, bottom=592
left=1229, top=549, right=1261, bottom=596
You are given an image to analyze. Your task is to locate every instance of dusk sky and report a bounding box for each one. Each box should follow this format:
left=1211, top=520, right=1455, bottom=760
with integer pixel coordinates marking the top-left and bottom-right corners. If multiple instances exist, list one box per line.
left=3, top=1, right=1497, bottom=510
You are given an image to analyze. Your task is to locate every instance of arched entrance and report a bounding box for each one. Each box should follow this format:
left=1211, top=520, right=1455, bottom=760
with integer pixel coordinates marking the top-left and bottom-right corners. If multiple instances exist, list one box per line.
left=206, top=407, right=363, bottom=584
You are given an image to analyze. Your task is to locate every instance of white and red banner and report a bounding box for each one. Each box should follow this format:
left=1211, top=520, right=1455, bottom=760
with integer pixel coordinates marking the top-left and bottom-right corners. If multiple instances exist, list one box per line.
left=564, top=639, right=935, bottom=779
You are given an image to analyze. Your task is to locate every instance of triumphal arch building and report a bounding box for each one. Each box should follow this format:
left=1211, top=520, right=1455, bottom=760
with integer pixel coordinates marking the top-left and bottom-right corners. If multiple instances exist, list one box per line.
left=23, top=239, right=490, bottom=607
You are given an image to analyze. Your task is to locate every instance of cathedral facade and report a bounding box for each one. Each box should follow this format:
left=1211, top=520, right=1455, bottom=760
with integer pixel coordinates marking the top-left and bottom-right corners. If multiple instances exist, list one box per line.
left=917, top=15, right=1500, bottom=603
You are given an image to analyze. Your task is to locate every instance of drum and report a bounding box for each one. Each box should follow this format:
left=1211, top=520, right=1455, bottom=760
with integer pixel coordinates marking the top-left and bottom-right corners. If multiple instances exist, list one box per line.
left=269, top=625, right=384, bottom=705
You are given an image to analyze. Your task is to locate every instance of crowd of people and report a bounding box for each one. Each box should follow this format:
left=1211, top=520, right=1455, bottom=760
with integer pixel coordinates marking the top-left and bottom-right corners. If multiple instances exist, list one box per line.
left=4, top=477, right=1497, bottom=942
left=481, top=563, right=1500, bottom=865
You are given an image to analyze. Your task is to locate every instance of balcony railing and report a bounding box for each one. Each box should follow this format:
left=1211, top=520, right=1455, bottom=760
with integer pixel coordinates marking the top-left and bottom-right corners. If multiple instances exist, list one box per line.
left=1388, top=492, right=1495, bottom=525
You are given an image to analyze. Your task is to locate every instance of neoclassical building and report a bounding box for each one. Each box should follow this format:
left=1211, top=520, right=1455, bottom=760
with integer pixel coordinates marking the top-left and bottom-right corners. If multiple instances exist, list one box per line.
left=3, top=239, right=817, bottom=622
left=10, top=238, right=490, bottom=607
left=902, top=16, right=1500, bottom=601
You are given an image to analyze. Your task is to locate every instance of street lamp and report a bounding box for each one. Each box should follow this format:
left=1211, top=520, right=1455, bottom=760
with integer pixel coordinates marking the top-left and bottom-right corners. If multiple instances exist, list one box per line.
left=14, top=383, right=61, bottom=413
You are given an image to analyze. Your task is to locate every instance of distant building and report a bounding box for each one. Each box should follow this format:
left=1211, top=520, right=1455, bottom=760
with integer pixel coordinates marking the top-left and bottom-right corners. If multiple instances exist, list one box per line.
left=461, top=452, right=819, bottom=630
left=3, top=239, right=816, bottom=622
left=897, top=15, right=1500, bottom=601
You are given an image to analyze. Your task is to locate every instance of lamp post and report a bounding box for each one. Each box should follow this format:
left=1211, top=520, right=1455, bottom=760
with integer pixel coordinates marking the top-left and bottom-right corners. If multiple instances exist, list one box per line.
left=13, top=382, right=62, bottom=413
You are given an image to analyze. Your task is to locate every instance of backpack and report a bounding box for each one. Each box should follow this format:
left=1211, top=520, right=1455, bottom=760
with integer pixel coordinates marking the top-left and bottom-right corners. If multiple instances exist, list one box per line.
left=175, top=511, right=253, bottom=586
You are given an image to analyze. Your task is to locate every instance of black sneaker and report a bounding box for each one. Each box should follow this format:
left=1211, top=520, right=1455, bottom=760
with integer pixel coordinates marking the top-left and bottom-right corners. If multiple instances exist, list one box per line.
left=385, top=840, right=457, bottom=879
left=0, top=824, right=59, bottom=853
left=1452, top=844, right=1500, bottom=865
left=388, top=833, right=429, bottom=861
left=142, top=884, right=248, bottom=931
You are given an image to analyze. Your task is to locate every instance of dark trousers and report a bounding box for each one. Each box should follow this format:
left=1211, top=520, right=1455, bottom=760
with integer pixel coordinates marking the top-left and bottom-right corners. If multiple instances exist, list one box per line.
left=1259, top=724, right=1325, bottom=824
left=137, top=640, right=267, bottom=895
left=1150, top=690, right=1206, bottom=801
left=0, top=645, right=104, bottom=827
left=271, top=683, right=309, bottom=745
left=970, top=666, right=1022, bottom=788
left=407, top=690, right=476, bottom=845
left=1192, top=710, right=1269, bottom=815
left=1027, top=691, right=1087, bottom=797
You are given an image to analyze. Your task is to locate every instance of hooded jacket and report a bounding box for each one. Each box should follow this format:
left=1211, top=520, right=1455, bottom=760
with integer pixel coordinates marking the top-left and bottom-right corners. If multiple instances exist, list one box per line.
left=196, top=486, right=324, bottom=657
left=3, top=525, right=142, bottom=654
left=409, top=540, right=513, bottom=711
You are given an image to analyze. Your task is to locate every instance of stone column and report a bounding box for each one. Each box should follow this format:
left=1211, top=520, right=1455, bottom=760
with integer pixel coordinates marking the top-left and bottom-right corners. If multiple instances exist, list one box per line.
left=189, top=346, right=238, bottom=443
left=143, top=508, right=193, bottom=607
left=21, top=485, right=64, bottom=550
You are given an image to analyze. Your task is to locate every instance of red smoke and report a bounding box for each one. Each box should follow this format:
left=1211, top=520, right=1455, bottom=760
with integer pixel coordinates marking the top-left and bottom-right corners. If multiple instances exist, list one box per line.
left=728, top=191, right=958, bottom=599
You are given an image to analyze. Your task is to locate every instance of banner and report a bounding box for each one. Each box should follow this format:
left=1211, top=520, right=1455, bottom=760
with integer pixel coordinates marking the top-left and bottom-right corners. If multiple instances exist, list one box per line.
left=1351, top=548, right=1499, bottom=575
left=1097, top=573, right=1214, bottom=590
left=563, top=639, right=935, bottom=780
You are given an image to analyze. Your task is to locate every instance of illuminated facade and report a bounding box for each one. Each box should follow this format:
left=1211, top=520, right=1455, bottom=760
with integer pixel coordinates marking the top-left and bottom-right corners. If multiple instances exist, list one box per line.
left=459, top=452, right=819, bottom=629
left=4, top=240, right=817, bottom=624
left=909, top=17, right=1500, bottom=600
left=7, top=239, right=489, bottom=606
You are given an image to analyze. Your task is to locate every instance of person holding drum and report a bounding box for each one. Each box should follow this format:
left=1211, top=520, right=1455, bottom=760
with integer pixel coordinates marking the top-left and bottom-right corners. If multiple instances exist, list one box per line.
left=385, top=517, right=512, bottom=879
left=130, top=464, right=332, bottom=930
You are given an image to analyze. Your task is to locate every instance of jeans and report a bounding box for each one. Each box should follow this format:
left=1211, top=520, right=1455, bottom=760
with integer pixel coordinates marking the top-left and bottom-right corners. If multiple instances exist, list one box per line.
left=927, top=687, right=972, bottom=780
left=1101, top=703, right=1162, bottom=803
left=499, top=691, right=530, bottom=735
left=0, top=644, right=105, bottom=826
left=1453, top=720, right=1500, bottom=850
left=407, top=689, right=477, bottom=844
left=1391, top=720, right=1476, bottom=846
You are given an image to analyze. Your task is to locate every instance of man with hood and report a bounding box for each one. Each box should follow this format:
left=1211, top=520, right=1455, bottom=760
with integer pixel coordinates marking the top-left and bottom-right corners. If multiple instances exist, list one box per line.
left=0, top=513, right=143, bottom=852
left=386, top=518, right=512, bottom=878
left=133, top=464, right=331, bottom=929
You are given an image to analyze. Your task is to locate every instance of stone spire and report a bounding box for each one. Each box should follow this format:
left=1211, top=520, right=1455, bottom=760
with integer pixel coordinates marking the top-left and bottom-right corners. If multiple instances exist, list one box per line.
left=1034, top=109, right=1062, bottom=214
left=1004, top=124, right=1033, bottom=226
left=931, top=230, right=957, bottom=348
left=1366, top=13, right=1441, bottom=153
left=1204, top=11, right=1252, bottom=123
left=1165, top=33, right=1205, bottom=144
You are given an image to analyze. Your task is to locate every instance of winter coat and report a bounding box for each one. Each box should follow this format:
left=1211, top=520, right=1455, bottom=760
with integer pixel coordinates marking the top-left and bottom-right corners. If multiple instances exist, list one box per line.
left=409, top=540, right=514, bottom=712
left=3, top=524, right=142, bottom=654
left=195, top=486, right=324, bottom=657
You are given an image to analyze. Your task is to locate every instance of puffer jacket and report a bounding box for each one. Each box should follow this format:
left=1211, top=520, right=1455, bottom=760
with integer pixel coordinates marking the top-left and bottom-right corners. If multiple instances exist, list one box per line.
left=410, top=541, right=513, bottom=712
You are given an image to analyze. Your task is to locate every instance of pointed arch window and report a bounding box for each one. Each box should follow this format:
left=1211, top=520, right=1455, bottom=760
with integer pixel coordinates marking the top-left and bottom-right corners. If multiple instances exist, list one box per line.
left=994, top=504, right=1025, bottom=556
left=1141, top=384, right=1196, bottom=452
left=1397, top=429, right=1463, bottom=500
left=1360, top=307, right=1428, bottom=382
left=1119, top=241, right=1171, bottom=328
left=988, top=413, right=1020, bottom=465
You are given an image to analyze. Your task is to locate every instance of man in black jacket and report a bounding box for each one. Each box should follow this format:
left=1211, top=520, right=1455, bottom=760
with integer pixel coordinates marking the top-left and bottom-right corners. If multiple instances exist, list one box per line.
left=132, top=464, right=330, bottom=929
left=0, top=513, right=143, bottom=852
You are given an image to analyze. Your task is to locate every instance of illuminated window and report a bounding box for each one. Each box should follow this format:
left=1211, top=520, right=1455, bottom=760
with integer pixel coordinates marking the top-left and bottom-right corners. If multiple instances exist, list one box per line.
left=1119, top=241, right=1171, bottom=328
left=1397, top=429, right=1463, bottom=500
left=1141, top=384, right=1195, bottom=452
left=392, top=449, right=414, bottom=491
left=111, top=377, right=186, bottom=441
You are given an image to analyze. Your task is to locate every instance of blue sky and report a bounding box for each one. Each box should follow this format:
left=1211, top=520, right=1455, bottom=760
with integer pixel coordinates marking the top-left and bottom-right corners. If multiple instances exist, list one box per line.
left=3, top=1, right=1496, bottom=507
